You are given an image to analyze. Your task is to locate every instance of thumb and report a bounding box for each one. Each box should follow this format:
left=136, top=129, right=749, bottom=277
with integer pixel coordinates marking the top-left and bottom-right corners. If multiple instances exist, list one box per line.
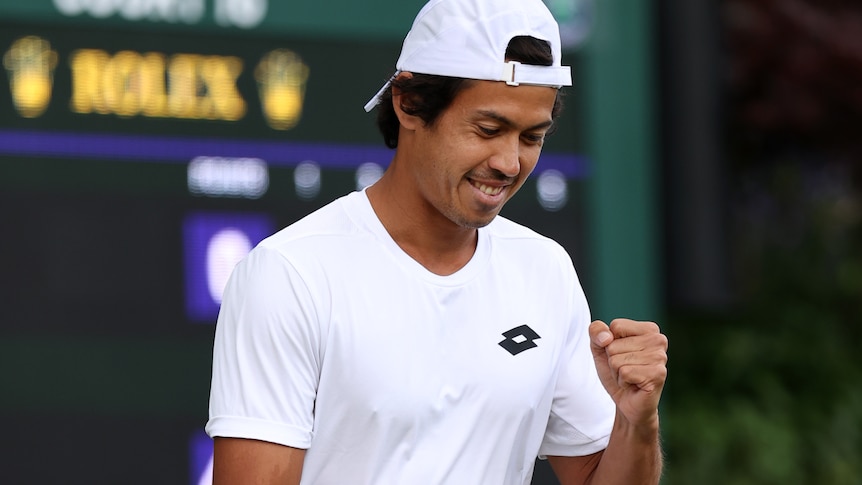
left=589, top=320, right=617, bottom=395
left=589, top=320, right=613, bottom=353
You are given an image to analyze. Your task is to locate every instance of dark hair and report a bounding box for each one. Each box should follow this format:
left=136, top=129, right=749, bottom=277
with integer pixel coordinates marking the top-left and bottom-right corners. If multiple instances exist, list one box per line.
left=375, top=36, right=565, bottom=148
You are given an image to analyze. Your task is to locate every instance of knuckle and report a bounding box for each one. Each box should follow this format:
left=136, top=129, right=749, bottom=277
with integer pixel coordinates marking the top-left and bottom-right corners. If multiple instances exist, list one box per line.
left=658, top=366, right=668, bottom=380
left=650, top=333, right=669, bottom=349
left=608, top=353, right=627, bottom=370
left=657, top=349, right=668, bottom=365
left=609, top=318, right=635, bottom=329
left=618, top=365, right=637, bottom=381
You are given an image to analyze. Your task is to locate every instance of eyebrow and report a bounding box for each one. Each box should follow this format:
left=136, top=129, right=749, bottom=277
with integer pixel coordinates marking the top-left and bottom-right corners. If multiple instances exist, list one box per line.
left=475, top=109, right=554, bottom=131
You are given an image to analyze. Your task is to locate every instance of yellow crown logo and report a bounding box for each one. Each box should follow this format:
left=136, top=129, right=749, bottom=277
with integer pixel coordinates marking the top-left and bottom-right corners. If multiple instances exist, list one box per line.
left=3, top=36, right=58, bottom=118
left=255, top=49, right=309, bottom=131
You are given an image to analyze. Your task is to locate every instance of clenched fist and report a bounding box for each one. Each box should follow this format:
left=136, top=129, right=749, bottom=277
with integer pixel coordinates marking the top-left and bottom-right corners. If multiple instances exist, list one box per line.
left=590, top=319, right=668, bottom=427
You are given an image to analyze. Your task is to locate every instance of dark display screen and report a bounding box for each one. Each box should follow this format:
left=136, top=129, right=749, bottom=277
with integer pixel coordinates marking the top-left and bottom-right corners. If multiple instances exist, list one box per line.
left=1, top=20, right=588, bottom=484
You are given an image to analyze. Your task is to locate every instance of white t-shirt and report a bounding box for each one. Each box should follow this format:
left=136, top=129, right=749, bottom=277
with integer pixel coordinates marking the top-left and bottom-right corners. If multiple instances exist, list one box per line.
left=207, top=189, right=614, bottom=485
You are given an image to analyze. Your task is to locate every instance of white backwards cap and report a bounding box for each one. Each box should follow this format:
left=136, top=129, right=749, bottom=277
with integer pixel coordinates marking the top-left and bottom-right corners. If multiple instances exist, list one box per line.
left=364, top=0, right=572, bottom=112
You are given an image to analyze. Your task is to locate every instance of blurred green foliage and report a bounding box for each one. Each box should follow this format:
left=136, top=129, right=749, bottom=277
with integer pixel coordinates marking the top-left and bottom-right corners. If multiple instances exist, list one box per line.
left=661, top=161, right=862, bottom=484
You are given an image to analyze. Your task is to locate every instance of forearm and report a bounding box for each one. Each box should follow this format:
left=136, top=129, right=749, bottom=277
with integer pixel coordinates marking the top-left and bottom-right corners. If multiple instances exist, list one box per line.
left=587, top=410, right=663, bottom=485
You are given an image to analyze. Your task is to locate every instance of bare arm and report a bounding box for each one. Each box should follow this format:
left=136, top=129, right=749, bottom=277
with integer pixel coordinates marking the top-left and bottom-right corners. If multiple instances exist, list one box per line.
left=212, top=437, right=306, bottom=485
left=549, top=319, right=667, bottom=485
left=548, top=410, right=662, bottom=484
left=547, top=451, right=603, bottom=484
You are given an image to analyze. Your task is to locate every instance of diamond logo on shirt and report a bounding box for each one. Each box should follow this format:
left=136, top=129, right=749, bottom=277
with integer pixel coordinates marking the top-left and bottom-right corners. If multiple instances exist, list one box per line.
left=498, top=325, right=541, bottom=356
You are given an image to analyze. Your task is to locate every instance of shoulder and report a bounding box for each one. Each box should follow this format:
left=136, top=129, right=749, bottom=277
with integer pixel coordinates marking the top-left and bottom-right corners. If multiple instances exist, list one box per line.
left=484, top=215, right=581, bottom=294
left=223, top=194, right=368, bottom=313
left=226, top=192, right=369, bottom=289
left=262, top=193, right=358, bottom=245
left=485, top=215, right=571, bottom=262
left=259, top=191, right=365, bottom=256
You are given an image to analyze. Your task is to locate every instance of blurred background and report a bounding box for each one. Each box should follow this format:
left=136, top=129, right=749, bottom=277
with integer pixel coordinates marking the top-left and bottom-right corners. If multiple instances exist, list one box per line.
left=0, top=0, right=859, bottom=484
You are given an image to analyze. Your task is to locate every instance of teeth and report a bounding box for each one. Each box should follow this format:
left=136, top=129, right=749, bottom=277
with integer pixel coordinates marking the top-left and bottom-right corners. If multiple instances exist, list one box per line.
left=475, top=182, right=503, bottom=196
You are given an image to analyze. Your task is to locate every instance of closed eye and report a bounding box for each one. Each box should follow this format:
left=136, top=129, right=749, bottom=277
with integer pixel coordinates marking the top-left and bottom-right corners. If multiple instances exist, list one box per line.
left=479, top=126, right=500, bottom=136
left=522, top=133, right=545, bottom=146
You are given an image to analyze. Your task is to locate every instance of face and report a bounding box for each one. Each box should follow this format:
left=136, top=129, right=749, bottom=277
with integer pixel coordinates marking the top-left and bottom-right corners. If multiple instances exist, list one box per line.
left=401, top=80, right=558, bottom=229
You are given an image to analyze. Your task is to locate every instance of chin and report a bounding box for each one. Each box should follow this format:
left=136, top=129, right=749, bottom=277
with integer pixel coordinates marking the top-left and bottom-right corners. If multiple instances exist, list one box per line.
left=457, top=213, right=498, bottom=229
left=441, top=202, right=501, bottom=229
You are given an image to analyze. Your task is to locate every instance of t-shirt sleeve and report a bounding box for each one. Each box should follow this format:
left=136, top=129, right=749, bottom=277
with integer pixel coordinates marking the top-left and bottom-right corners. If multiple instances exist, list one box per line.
left=206, top=244, right=321, bottom=449
left=539, top=256, right=616, bottom=458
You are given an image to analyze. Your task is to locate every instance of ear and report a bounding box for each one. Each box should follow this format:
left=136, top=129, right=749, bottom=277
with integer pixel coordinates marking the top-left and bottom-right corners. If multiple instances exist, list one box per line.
left=391, top=72, right=424, bottom=131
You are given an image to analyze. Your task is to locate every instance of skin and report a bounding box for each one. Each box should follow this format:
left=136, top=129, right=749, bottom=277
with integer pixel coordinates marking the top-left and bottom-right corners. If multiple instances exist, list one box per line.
left=366, top=73, right=557, bottom=275
left=212, top=74, right=668, bottom=484
left=212, top=437, right=304, bottom=485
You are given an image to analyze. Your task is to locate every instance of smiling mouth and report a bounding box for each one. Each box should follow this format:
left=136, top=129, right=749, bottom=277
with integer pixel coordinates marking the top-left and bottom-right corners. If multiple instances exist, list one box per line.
left=471, top=180, right=505, bottom=196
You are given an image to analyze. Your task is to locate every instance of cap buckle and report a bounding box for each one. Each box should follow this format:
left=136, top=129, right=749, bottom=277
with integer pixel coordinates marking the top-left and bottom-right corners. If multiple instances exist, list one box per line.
left=503, top=60, right=521, bottom=86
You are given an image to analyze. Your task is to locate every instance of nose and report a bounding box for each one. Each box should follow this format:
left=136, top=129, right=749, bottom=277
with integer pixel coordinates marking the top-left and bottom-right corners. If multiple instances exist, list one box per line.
left=487, top=135, right=521, bottom=179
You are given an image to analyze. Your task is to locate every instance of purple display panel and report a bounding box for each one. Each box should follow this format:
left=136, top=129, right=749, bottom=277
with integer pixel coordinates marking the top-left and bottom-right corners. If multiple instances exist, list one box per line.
left=184, top=212, right=273, bottom=323
left=189, top=429, right=213, bottom=485
left=0, top=129, right=590, bottom=179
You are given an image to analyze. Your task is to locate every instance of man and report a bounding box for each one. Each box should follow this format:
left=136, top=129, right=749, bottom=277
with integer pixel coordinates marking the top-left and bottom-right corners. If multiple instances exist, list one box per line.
left=206, top=0, right=668, bottom=483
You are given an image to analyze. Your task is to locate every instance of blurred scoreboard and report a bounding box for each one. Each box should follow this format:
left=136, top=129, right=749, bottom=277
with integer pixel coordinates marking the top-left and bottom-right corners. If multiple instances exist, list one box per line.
left=0, top=4, right=588, bottom=484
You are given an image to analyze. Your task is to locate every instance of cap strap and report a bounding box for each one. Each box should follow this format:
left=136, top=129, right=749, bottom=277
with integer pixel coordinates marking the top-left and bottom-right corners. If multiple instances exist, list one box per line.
left=363, top=71, right=401, bottom=112
left=502, top=61, right=572, bottom=87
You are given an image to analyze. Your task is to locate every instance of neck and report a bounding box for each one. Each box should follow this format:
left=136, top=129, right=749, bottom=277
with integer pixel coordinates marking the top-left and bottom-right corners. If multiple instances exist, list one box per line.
left=366, top=173, right=478, bottom=276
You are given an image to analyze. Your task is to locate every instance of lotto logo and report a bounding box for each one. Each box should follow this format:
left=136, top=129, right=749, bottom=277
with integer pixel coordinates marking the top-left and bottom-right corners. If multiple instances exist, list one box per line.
left=498, top=325, right=542, bottom=356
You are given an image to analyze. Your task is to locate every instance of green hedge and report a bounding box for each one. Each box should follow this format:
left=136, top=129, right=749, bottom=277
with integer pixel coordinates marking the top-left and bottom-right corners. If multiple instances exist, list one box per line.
left=661, top=163, right=862, bottom=484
